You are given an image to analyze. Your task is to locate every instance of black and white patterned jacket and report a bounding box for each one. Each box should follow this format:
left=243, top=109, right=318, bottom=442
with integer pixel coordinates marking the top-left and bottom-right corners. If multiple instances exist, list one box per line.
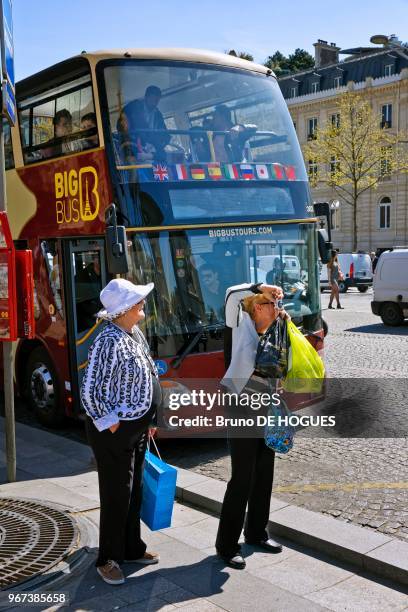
left=80, top=322, right=158, bottom=431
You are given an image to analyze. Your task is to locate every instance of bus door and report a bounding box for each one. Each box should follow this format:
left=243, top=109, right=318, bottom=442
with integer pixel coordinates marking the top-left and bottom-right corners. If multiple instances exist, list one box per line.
left=62, top=238, right=107, bottom=414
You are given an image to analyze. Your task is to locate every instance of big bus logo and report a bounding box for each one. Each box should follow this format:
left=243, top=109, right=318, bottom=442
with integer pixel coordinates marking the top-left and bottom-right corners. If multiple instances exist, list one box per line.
left=54, top=166, right=100, bottom=224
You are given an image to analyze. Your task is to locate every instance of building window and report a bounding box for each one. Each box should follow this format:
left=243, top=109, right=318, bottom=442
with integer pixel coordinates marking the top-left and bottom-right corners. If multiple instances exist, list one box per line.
left=378, top=197, right=391, bottom=229
left=333, top=76, right=342, bottom=89
left=381, top=104, right=392, bottom=128
left=311, top=82, right=319, bottom=94
left=308, top=159, right=318, bottom=182
left=293, top=120, right=296, bottom=132
left=330, top=156, right=340, bottom=176
left=307, top=117, right=318, bottom=140
left=384, top=64, right=394, bottom=77
left=290, top=87, right=297, bottom=98
left=330, top=207, right=340, bottom=230
left=331, top=113, right=340, bottom=128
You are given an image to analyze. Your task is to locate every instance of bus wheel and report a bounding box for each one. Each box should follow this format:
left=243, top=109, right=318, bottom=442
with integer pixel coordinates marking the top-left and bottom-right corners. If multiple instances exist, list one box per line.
left=358, top=286, right=369, bottom=293
left=25, top=348, right=65, bottom=427
left=338, top=281, right=347, bottom=293
left=322, top=318, right=328, bottom=337
left=380, top=303, right=404, bottom=327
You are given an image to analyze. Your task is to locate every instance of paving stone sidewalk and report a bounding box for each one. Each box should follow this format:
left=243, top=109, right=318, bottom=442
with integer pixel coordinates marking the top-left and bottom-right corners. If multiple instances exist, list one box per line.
left=0, top=419, right=407, bottom=611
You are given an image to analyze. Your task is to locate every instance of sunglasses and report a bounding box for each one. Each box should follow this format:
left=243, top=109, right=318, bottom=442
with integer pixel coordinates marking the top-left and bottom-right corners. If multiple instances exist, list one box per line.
left=259, top=299, right=284, bottom=309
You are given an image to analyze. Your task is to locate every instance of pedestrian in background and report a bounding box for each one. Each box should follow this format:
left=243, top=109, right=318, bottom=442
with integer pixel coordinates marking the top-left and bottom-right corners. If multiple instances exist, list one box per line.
left=216, top=282, right=290, bottom=569
left=327, top=250, right=344, bottom=309
left=372, top=248, right=382, bottom=273
left=81, top=279, right=163, bottom=585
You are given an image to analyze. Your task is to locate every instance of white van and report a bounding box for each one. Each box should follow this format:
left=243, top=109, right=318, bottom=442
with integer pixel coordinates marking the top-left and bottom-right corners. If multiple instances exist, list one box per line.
left=320, top=253, right=373, bottom=293
left=371, top=248, right=408, bottom=326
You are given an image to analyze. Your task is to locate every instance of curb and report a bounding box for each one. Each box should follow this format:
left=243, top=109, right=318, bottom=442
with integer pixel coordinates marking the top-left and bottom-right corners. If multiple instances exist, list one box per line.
left=175, top=467, right=408, bottom=586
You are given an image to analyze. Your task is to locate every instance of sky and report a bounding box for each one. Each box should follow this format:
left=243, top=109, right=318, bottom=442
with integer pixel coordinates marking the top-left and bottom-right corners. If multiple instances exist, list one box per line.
left=12, top=0, right=408, bottom=80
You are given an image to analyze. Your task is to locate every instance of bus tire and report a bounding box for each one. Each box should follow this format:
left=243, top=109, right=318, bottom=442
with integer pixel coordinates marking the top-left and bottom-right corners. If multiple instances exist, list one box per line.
left=338, top=281, right=347, bottom=293
left=358, top=286, right=369, bottom=293
left=380, top=303, right=404, bottom=327
left=25, top=348, right=65, bottom=428
left=322, top=318, right=328, bottom=337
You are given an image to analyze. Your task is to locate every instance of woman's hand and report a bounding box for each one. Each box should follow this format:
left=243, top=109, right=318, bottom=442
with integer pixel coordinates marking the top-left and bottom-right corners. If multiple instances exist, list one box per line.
left=148, top=427, right=157, bottom=437
left=109, top=423, right=120, bottom=433
left=280, top=309, right=291, bottom=322
left=259, top=284, right=283, bottom=301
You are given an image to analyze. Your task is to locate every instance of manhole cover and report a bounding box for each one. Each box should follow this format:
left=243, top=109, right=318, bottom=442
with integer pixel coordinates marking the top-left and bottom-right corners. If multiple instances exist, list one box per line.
left=0, top=498, right=77, bottom=589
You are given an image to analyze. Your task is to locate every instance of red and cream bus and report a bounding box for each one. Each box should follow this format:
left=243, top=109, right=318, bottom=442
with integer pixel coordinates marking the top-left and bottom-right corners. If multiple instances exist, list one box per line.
left=3, top=49, right=329, bottom=426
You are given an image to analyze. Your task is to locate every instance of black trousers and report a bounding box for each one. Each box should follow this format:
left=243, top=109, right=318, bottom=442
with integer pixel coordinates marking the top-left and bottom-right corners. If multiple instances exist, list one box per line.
left=216, top=437, right=275, bottom=557
left=86, top=410, right=153, bottom=566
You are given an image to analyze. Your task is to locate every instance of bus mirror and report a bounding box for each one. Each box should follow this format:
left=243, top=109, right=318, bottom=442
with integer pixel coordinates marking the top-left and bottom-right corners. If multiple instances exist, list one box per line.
left=105, top=203, right=130, bottom=274
left=313, top=202, right=332, bottom=242
left=314, top=202, right=333, bottom=263
left=317, top=229, right=333, bottom=264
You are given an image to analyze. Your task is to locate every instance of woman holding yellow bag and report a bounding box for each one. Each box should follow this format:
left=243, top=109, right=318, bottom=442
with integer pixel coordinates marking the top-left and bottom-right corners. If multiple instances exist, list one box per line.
left=216, top=282, right=290, bottom=570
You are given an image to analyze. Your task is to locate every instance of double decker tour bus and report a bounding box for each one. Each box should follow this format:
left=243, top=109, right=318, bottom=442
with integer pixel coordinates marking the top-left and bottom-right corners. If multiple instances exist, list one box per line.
left=4, top=49, right=330, bottom=427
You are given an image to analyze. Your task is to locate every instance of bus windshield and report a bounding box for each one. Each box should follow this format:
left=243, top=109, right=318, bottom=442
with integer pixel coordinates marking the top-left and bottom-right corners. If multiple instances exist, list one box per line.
left=126, top=223, right=320, bottom=358
left=101, top=60, right=310, bottom=226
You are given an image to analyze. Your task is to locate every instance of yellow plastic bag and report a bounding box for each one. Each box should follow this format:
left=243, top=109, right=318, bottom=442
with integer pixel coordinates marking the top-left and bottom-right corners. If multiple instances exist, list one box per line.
left=283, top=321, right=325, bottom=393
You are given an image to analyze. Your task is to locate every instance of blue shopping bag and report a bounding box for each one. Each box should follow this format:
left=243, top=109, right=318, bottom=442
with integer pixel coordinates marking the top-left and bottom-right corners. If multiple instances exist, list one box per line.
left=141, top=441, right=177, bottom=531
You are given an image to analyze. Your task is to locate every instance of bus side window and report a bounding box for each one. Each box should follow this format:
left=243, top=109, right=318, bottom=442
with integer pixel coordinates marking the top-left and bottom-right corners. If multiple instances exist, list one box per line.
left=41, top=239, right=63, bottom=317
left=18, top=74, right=98, bottom=164
left=3, top=119, right=14, bottom=169
left=74, top=251, right=102, bottom=333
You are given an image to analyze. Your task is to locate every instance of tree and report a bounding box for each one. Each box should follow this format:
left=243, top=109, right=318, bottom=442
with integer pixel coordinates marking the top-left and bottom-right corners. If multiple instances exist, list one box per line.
left=264, top=49, right=314, bottom=75
left=304, top=92, right=408, bottom=250
left=264, top=51, right=287, bottom=74
left=227, top=50, right=254, bottom=62
left=287, top=48, right=314, bottom=73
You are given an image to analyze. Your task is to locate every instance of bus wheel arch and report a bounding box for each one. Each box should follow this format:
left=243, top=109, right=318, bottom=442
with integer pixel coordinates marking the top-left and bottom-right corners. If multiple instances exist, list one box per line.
left=23, top=345, right=65, bottom=427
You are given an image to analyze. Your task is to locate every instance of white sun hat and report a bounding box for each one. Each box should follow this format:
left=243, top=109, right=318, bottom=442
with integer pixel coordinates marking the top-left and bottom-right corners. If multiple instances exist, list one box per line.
left=97, top=278, right=154, bottom=320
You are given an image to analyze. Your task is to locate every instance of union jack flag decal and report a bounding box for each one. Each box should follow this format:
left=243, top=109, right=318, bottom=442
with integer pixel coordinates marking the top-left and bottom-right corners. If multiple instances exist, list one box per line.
left=153, top=164, right=169, bottom=181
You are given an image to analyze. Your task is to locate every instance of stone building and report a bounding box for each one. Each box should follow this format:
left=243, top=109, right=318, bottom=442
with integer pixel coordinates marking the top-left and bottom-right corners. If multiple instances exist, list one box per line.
left=278, top=36, right=408, bottom=252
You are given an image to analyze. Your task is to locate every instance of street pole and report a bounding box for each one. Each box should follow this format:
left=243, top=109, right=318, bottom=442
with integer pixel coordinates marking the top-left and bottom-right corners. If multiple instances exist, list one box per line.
left=0, top=81, right=16, bottom=482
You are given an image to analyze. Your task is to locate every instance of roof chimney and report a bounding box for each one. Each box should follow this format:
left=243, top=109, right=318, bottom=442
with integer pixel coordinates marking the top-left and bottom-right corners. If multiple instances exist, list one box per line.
left=313, top=39, right=340, bottom=67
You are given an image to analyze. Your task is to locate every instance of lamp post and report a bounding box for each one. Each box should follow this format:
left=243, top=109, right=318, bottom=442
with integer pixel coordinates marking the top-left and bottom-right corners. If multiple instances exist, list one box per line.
left=0, top=0, right=16, bottom=482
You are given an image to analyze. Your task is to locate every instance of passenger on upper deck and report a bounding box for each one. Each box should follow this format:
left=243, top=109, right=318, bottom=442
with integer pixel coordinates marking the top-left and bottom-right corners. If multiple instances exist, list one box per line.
left=120, top=86, right=170, bottom=162
left=80, top=112, right=98, bottom=150
left=42, top=109, right=76, bottom=159
left=189, top=125, right=211, bottom=162
left=209, top=105, right=234, bottom=162
left=207, top=105, right=255, bottom=163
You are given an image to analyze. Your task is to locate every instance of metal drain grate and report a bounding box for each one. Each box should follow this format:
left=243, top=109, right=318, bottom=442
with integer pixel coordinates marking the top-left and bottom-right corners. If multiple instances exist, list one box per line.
left=0, top=498, right=77, bottom=589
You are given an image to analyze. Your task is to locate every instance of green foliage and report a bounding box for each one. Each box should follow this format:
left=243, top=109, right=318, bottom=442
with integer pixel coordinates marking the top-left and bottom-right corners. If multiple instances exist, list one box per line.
left=227, top=50, right=254, bottom=62
left=227, top=48, right=314, bottom=74
left=264, top=48, right=314, bottom=75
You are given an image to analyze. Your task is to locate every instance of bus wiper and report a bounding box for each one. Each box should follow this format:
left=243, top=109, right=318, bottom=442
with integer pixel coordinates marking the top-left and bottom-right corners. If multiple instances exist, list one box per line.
left=171, top=323, right=224, bottom=370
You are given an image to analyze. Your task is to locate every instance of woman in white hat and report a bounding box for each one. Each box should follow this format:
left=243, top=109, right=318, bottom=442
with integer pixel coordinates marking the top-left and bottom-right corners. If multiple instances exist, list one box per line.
left=80, top=278, right=162, bottom=585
